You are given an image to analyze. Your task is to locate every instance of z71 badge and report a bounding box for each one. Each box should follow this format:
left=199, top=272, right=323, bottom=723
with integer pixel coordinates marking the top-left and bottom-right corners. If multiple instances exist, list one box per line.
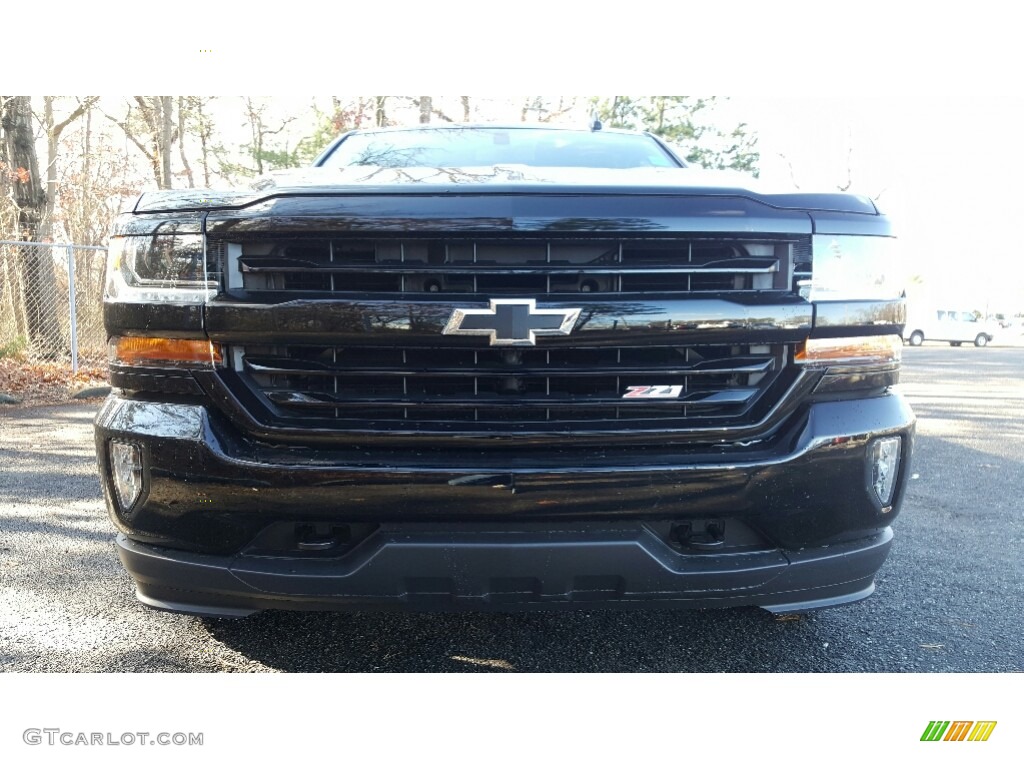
left=622, top=385, right=683, bottom=399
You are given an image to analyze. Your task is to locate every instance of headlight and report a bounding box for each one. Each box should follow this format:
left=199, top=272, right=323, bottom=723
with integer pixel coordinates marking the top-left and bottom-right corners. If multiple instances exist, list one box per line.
left=796, top=334, right=903, bottom=367
left=105, top=234, right=216, bottom=303
left=108, top=336, right=223, bottom=368
left=803, top=235, right=902, bottom=302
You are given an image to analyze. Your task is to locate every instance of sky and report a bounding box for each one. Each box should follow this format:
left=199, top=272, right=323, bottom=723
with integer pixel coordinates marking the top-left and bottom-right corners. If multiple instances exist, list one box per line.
left=97, top=93, right=1024, bottom=314
left=725, top=96, right=1024, bottom=313
left=15, top=4, right=1024, bottom=312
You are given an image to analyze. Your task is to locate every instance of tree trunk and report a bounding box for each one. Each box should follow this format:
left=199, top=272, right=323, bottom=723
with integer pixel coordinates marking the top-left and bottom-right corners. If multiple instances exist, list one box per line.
left=3, top=96, right=45, bottom=236
left=177, top=97, right=195, bottom=188
left=41, top=97, right=57, bottom=242
left=245, top=98, right=264, bottom=175
left=80, top=108, right=91, bottom=235
left=40, top=96, right=99, bottom=241
left=161, top=96, right=173, bottom=189
left=419, top=96, right=432, bottom=124
left=1, top=95, right=64, bottom=357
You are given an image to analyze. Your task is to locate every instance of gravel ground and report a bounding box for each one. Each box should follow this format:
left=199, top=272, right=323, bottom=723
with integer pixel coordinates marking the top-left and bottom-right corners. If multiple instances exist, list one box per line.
left=1, top=346, right=1022, bottom=672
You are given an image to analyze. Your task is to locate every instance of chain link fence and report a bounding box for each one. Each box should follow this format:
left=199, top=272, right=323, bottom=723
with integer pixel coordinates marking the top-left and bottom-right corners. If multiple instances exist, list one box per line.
left=0, top=240, right=108, bottom=372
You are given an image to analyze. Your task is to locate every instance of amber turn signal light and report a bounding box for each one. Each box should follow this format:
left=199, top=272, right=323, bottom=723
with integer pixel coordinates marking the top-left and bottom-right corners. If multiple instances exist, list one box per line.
left=109, top=337, right=223, bottom=367
left=795, top=334, right=902, bottom=366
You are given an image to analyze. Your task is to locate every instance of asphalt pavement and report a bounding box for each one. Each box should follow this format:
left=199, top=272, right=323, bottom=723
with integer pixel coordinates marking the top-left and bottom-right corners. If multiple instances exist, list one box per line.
left=1, top=346, right=1021, bottom=672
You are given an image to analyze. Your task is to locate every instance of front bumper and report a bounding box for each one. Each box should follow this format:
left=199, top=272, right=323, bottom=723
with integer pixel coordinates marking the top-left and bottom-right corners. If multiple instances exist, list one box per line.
left=117, top=526, right=892, bottom=618
left=96, top=392, right=914, bottom=617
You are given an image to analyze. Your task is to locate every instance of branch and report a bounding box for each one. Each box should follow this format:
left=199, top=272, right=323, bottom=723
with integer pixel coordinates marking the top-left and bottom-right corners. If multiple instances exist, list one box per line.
left=399, top=96, right=453, bottom=123
left=837, top=130, right=854, bottom=192
left=52, top=96, right=100, bottom=140
left=776, top=152, right=800, bottom=190
left=177, top=96, right=195, bottom=188
left=259, top=115, right=297, bottom=137
left=99, top=108, right=155, bottom=161
left=538, top=100, right=578, bottom=123
left=133, top=96, right=159, bottom=134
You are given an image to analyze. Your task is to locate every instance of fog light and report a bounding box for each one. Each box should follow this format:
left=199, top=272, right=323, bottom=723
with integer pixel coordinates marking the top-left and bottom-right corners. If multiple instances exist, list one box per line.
left=110, top=441, right=143, bottom=513
left=869, top=436, right=901, bottom=510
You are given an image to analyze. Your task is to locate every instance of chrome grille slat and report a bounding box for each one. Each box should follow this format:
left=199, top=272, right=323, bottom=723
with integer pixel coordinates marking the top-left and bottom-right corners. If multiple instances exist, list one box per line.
left=236, top=342, right=789, bottom=430
left=264, top=393, right=761, bottom=411
left=239, top=261, right=780, bottom=275
left=227, top=235, right=799, bottom=296
left=244, top=358, right=775, bottom=377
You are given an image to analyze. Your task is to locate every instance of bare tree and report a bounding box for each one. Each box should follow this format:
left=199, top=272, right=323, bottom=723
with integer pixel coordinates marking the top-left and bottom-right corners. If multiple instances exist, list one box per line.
left=374, top=96, right=388, bottom=127
left=837, top=128, right=854, bottom=192
left=777, top=152, right=801, bottom=190
left=1, top=95, right=62, bottom=353
left=39, top=96, right=100, bottom=240
left=411, top=96, right=454, bottom=124
left=176, top=97, right=195, bottom=188
left=189, top=96, right=217, bottom=187
left=170, top=96, right=224, bottom=187
left=58, top=123, right=141, bottom=246
left=241, top=97, right=297, bottom=176
left=161, top=96, right=173, bottom=189
left=520, top=96, right=577, bottom=123
left=101, top=97, right=180, bottom=189
left=1, top=96, right=45, bottom=237
left=781, top=128, right=886, bottom=200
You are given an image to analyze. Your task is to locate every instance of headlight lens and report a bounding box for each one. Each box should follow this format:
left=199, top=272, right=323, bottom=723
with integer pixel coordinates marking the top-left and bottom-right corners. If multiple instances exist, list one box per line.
left=805, top=235, right=902, bottom=301
left=108, top=336, right=223, bottom=367
left=796, top=334, right=903, bottom=367
left=105, top=234, right=216, bottom=303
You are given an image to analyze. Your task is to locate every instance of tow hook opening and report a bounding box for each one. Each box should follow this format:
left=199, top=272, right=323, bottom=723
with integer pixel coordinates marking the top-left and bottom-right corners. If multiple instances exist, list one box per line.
left=295, top=523, right=350, bottom=551
left=670, top=520, right=726, bottom=551
left=243, top=521, right=379, bottom=557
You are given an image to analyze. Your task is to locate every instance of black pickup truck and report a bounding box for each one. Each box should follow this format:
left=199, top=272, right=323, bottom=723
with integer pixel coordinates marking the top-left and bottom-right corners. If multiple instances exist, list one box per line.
left=95, top=124, right=914, bottom=618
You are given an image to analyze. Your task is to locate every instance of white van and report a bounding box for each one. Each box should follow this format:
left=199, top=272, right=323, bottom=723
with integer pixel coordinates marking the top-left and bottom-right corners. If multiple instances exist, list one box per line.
left=904, top=309, right=997, bottom=347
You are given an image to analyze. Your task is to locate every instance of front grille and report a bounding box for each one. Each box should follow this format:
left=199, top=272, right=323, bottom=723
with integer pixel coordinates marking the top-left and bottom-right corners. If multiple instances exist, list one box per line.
left=226, top=235, right=799, bottom=296
left=233, top=342, right=795, bottom=432
left=212, top=231, right=808, bottom=438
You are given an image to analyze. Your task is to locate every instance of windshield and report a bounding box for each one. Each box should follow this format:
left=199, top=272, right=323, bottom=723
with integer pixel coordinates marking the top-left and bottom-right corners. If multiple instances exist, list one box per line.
left=317, top=127, right=682, bottom=170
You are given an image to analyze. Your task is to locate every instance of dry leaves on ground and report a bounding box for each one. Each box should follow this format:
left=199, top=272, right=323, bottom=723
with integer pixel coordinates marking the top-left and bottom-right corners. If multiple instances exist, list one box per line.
left=0, top=358, right=108, bottom=404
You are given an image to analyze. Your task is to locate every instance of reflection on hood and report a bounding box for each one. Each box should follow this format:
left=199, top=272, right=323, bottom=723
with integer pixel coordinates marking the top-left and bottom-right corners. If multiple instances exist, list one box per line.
left=132, top=166, right=877, bottom=216
left=250, top=164, right=764, bottom=191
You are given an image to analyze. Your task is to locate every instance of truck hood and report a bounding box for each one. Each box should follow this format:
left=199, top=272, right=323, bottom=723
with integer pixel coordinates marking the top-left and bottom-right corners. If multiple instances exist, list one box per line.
left=133, top=165, right=879, bottom=215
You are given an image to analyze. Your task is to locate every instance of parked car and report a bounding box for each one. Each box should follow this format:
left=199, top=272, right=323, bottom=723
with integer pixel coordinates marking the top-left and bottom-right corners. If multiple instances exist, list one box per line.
left=904, top=309, right=997, bottom=347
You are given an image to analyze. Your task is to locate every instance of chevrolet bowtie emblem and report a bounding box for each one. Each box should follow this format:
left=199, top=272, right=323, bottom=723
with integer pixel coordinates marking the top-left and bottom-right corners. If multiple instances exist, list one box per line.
left=442, top=299, right=582, bottom=346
